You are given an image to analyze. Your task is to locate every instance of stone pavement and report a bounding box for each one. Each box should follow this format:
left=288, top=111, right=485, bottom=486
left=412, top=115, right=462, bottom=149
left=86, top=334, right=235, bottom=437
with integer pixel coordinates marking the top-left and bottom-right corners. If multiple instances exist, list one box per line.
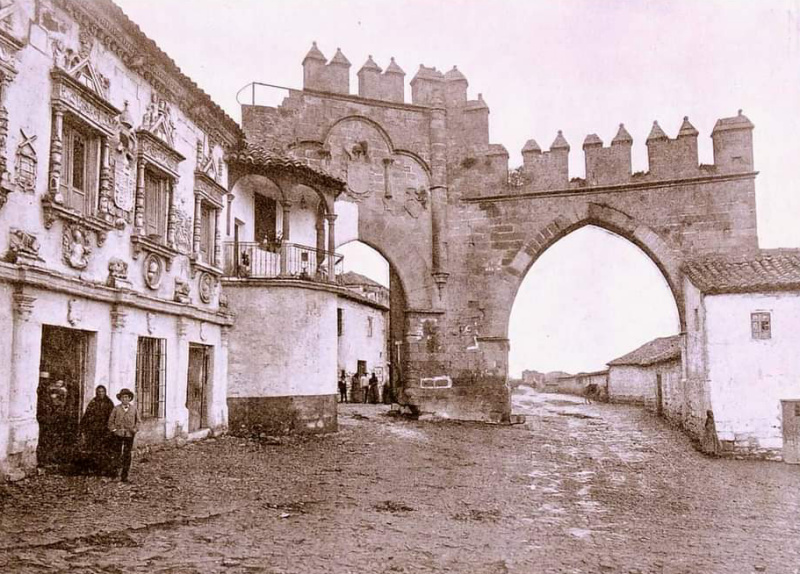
left=1, top=388, right=799, bottom=574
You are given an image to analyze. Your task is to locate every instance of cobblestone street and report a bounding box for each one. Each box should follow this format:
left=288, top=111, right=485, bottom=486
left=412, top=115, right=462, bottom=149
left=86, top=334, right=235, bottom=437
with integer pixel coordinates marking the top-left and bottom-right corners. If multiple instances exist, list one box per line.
left=2, top=388, right=799, bottom=574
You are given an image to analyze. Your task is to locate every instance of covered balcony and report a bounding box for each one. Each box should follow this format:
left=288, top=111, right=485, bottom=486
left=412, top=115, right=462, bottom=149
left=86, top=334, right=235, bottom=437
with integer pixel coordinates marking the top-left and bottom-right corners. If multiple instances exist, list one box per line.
left=223, top=144, right=346, bottom=283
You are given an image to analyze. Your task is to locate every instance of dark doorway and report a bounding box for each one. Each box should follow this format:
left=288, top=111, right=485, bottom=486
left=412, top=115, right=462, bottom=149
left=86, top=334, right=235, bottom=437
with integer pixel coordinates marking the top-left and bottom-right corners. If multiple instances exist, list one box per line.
left=186, top=344, right=210, bottom=433
left=357, top=360, right=367, bottom=376
left=656, top=373, right=663, bottom=416
left=254, top=193, right=276, bottom=243
left=37, top=326, right=89, bottom=466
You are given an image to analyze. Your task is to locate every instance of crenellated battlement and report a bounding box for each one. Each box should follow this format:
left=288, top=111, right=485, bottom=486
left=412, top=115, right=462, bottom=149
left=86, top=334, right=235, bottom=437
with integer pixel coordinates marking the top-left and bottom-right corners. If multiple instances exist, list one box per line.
left=519, top=112, right=754, bottom=192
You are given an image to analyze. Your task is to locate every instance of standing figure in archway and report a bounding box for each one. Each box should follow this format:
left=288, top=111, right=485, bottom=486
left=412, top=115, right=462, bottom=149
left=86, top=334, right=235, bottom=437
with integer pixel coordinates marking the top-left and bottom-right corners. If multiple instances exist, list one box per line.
left=701, top=410, right=721, bottom=457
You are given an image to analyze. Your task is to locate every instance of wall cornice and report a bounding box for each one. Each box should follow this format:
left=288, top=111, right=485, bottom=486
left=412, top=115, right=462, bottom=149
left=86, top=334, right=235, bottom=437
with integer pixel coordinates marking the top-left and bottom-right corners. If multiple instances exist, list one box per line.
left=0, top=261, right=234, bottom=326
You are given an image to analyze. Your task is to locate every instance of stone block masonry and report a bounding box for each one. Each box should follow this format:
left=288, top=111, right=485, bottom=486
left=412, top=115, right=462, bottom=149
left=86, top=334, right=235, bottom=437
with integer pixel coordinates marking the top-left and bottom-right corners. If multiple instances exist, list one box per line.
left=241, top=42, right=758, bottom=426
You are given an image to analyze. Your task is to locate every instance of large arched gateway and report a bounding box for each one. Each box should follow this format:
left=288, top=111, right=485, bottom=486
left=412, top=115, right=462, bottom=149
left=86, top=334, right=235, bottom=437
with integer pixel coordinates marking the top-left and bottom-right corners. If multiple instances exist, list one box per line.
left=237, top=45, right=758, bottom=427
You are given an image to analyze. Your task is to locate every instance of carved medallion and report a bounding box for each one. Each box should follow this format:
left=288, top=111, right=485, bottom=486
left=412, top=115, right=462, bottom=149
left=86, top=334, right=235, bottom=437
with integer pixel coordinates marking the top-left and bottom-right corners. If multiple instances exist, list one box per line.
left=62, top=224, right=91, bottom=269
left=345, top=161, right=372, bottom=198
left=143, top=253, right=163, bottom=290
left=198, top=272, right=214, bottom=304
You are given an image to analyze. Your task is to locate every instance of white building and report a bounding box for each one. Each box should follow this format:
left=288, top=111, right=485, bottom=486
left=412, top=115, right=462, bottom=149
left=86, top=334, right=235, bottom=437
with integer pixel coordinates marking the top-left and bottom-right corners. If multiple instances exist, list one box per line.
left=0, top=0, right=239, bottom=479
left=683, top=250, right=800, bottom=462
left=607, top=335, right=682, bottom=416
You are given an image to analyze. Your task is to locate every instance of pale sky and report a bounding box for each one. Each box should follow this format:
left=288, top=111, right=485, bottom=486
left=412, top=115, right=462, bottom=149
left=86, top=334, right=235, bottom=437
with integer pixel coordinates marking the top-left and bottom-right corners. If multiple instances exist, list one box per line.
left=116, top=0, right=800, bottom=375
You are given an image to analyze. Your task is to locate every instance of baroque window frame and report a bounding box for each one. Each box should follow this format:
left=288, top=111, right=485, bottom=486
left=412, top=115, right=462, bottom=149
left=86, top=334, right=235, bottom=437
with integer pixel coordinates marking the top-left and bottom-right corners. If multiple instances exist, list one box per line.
left=43, top=67, right=120, bottom=246
left=190, top=168, right=225, bottom=278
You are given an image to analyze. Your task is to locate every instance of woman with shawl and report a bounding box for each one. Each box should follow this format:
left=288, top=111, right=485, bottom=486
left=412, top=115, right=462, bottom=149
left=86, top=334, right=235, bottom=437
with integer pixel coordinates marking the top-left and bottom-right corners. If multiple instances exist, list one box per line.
left=78, top=385, right=116, bottom=475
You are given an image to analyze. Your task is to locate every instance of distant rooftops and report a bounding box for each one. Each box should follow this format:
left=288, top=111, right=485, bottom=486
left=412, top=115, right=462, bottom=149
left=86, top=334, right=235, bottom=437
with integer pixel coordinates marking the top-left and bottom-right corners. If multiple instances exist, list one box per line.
left=607, top=335, right=682, bottom=367
left=684, top=250, right=800, bottom=295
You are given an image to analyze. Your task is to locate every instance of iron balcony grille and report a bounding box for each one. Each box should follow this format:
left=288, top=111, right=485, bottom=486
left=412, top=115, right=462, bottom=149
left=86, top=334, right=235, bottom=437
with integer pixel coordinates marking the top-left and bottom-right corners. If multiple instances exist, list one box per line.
left=223, top=240, right=343, bottom=282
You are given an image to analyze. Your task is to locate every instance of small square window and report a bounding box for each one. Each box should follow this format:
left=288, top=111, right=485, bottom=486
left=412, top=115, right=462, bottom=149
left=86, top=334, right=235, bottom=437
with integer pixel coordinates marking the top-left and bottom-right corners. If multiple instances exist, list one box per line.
left=750, top=312, right=771, bottom=340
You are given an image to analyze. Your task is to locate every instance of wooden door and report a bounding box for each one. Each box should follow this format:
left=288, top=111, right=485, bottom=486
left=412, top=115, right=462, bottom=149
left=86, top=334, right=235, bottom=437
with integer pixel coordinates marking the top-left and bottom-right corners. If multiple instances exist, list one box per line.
left=186, top=345, right=209, bottom=433
left=254, top=194, right=276, bottom=243
left=781, top=400, right=800, bottom=464
left=656, top=373, right=663, bottom=416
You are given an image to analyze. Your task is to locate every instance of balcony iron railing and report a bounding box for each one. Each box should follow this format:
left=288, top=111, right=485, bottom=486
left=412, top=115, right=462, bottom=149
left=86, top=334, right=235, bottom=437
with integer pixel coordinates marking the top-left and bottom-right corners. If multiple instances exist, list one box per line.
left=224, top=240, right=343, bottom=282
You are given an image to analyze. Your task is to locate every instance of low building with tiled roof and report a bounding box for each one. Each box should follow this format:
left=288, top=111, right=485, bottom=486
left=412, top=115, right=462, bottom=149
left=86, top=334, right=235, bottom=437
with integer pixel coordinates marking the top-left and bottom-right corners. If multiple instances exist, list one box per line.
left=606, top=335, right=682, bottom=411
left=607, top=335, right=682, bottom=367
left=679, top=248, right=800, bottom=462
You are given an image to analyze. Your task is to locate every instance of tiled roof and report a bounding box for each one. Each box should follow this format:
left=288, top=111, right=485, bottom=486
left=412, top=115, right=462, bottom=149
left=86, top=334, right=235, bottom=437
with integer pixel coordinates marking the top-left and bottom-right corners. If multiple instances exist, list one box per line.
left=227, top=145, right=346, bottom=192
left=339, top=271, right=386, bottom=288
left=684, top=250, right=800, bottom=294
left=607, top=335, right=682, bottom=367
left=100, top=0, right=241, bottom=140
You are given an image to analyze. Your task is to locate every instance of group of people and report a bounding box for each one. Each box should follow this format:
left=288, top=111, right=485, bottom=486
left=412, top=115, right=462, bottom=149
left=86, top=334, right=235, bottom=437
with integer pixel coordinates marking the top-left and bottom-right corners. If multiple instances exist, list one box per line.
left=338, top=371, right=384, bottom=404
left=76, top=385, right=140, bottom=482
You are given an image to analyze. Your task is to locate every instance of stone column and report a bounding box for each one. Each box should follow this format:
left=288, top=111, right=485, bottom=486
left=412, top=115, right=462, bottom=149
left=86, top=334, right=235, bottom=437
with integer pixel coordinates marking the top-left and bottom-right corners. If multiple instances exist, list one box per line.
left=326, top=213, right=337, bottom=281
left=214, top=208, right=222, bottom=268
left=49, top=108, right=65, bottom=203
left=279, top=201, right=291, bottom=276
left=167, top=179, right=178, bottom=248
left=429, top=100, right=449, bottom=305
left=134, top=159, right=146, bottom=234
left=98, top=138, right=111, bottom=216
left=109, top=304, right=128, bottom=395
left=7, top=288, right=40, bottom=460
left=174, top=316, right=190, bottom=439
left=192, top=194, right=203, bottom=258
left=0, top=77, right=9, bottom=180
left=226, top=193, right=234, bottom=236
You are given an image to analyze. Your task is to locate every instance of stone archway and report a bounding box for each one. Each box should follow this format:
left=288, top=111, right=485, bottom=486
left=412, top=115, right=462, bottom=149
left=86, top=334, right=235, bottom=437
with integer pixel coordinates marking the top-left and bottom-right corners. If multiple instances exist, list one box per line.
left=501, top=202, right=686, bottom=336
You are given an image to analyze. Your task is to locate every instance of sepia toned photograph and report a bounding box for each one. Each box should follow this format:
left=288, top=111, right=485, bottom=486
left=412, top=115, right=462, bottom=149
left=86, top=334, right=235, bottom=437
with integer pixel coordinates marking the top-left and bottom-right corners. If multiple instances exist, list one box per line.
left=1, top=1, right=799, bottom=572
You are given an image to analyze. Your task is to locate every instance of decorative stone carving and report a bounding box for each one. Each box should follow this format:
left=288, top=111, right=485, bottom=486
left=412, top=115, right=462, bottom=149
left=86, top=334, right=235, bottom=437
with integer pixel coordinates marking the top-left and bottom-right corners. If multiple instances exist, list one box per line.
left=110, top=304, right=127, bottom=330
left=174, top=277, right=191, bottom=303
left=6, top=228, right=43, bottom=265
left=12, top=288, right=35, bottom=322
left=143, top=253, right=163, bottom=290
left=173, top=204, right=192, bottom=255
left=404, top=187, right=428, bottom=219
left=112, top=101, right=136, bottom=212
left=52, top=30, right=110, bottom=100
left=62, top=224, right=91, bottom=269
left=141, top=92, right=175, bottom=149
left=146, top=312, right=155, bottom=335
left=14, top=129, right=36, bottom=192
left=199, top=321, right=208, bottom=342
left=176, top=316, right=188, bottom=338
left=107, top=257, right=132, bottom=289
left=67, top=298, right=84, bottom=326
left=218, top=292, right=229, bottom=310
left=198, top=272, right=214, bottom=304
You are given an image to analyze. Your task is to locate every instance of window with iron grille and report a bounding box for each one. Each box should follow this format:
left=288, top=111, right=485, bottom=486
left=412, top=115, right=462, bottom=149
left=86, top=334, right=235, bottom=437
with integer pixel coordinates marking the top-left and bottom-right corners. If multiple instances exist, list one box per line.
left=751, top=312, right=771, bottom=340
left=144, top=170, right=171, bottom=241
left=136, top=337, right=166, bottom=419
left=61, top=122, right=100, bottom=215
left=367, top=316, right=373, bottom=338
left=337, top=308, right=343, bottom=337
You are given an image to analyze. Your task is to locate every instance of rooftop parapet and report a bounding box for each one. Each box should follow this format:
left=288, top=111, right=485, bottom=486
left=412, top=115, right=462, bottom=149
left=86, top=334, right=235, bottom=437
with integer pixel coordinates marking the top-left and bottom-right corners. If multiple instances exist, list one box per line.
left=711, top=110, right=754, bottom=173
left=646, top=117, right=700, bottom=178
left=521, top=130, right=570, bottom=190
left=302, top=42, right=351, bottom=94
left=516, top=113, right=754, bottom=193
left=582, top=124, right=633, bottom=185
left=410, top=64, right=445, bottom=105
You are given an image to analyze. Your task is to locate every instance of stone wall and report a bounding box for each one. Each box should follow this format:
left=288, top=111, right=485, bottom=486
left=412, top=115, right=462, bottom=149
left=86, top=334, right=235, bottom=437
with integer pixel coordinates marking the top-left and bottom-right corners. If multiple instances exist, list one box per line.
left=241, top=45, right=759, bottom=424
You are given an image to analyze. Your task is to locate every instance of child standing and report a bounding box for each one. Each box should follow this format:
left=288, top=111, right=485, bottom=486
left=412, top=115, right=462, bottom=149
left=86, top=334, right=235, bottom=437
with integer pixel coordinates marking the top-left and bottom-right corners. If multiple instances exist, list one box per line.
left=108, top=388, right=140, bottom=482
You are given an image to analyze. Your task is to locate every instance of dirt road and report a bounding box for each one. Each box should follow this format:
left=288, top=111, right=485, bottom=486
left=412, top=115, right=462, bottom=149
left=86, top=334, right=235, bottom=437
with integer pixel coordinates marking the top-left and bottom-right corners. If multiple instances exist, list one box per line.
left=2, top=388, right=799, bottom=574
